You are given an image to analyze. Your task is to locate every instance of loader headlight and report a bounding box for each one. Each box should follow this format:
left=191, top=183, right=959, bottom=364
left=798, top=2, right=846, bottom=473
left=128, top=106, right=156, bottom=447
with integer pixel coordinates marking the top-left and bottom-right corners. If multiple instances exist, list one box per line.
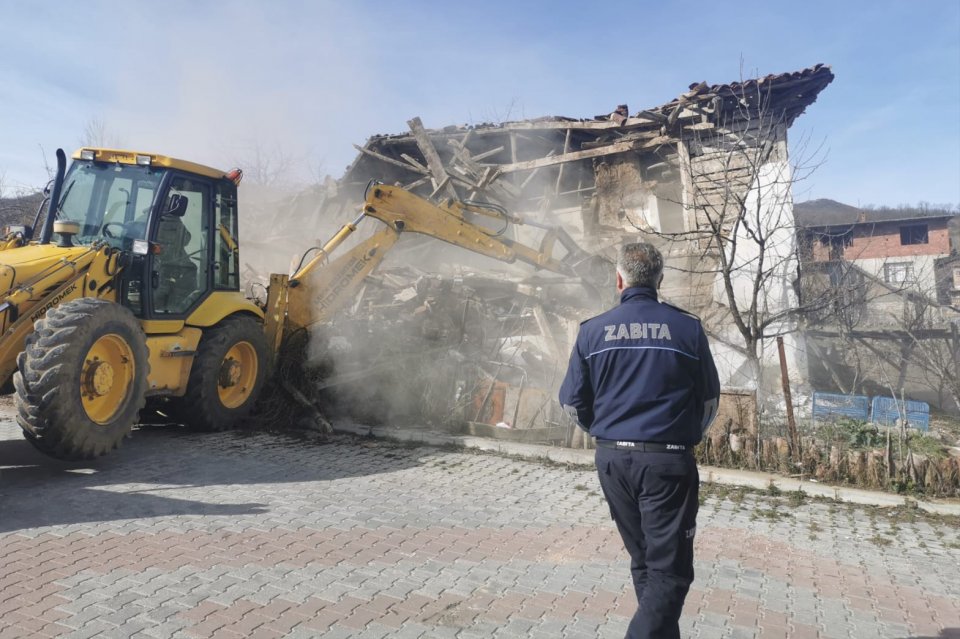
left=135, top=154, right=152, bottom=166
left=80, top=149, right=96, bottom=161
left=132, top=239, right=150, bottom=255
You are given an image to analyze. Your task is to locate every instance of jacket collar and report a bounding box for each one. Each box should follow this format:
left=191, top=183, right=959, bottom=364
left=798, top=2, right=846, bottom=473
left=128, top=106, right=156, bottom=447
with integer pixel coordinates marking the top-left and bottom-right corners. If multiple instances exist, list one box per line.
left=620, top=286, right=659, bottom=303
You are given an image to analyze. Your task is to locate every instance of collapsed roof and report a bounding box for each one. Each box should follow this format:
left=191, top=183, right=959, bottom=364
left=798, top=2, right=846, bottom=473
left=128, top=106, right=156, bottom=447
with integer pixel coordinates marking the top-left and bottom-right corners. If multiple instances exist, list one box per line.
left=339, top=64, right=835, bottom=213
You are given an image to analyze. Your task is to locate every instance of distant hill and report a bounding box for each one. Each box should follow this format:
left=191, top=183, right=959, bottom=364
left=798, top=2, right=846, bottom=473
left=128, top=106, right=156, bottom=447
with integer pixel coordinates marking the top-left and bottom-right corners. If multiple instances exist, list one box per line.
left=0, top=191, right=44, bottom=230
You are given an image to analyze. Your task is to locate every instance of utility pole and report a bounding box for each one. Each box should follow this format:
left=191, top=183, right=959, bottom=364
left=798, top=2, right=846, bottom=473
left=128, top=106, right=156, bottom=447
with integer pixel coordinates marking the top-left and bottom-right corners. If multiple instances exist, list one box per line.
left=777, top=336, right=800, bottom=459
left=952, top=321, right=960, bottom=379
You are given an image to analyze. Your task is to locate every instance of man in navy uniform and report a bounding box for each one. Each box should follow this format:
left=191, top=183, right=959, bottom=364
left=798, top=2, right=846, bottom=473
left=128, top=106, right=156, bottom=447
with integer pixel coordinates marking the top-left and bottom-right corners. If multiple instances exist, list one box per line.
left=560, top=242, right=720, bottom=639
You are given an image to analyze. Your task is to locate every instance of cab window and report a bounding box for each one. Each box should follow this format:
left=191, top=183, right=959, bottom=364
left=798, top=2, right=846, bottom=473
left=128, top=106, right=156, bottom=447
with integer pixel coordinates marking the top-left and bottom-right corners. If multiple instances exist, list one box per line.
left=151, top=176, right=211, bottom=315
left=57, top=161, right=163, bottom=245
left=213, top=181, right=240, bottom=290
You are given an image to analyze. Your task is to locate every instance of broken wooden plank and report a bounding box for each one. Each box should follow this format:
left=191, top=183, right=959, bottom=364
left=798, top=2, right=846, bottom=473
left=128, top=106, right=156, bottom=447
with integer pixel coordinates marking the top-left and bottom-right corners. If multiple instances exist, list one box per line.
left=401, top=176, right=431, bottom=190
left=470, top=146, right=505, bottom=162
left=400, top=153, right=429, bottom=173
left=446, top=140, right=520, bottom=200
left=467, top=166, right=508, bottom=201
left=520, top=150, right=557, bottom=189
left=677, top=139, right=696, bottom=235
left=581, top=129, right=659, bottom=149
left=471, top=112, right=703, bottom=134
left=429, top=175, right=452, bottom=199
left=353, top=144, right=428, bottom=175
left=637, top=109, right=669, bottom=124
left=407, top=116, right=459, bottom=199
left=497, top=140, right=639, bottom=174
left=482, top=116, right=661, bottom=131
left=554, top=128, right=572, bottom=195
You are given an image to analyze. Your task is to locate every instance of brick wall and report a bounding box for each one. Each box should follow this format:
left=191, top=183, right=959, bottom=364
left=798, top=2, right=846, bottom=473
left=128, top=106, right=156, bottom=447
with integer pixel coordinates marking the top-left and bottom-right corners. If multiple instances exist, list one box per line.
left=843, top=220, right=951, bottom=260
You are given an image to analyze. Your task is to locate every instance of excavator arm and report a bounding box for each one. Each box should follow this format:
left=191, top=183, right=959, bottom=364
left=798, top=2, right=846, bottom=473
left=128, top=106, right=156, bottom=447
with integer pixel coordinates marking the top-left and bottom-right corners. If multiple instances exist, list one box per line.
left=271, top=183, right=608, bottom=340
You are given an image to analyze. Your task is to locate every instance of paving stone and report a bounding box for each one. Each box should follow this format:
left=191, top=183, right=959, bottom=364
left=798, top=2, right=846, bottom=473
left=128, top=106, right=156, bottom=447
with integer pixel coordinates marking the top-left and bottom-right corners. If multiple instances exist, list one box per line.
left=2, top=420, right=959, bottom=639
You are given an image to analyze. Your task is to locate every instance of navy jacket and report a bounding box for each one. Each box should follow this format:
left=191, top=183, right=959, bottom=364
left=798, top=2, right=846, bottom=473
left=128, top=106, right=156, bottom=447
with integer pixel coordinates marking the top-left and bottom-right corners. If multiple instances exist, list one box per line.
left=559, top=287, right=720, bottom=445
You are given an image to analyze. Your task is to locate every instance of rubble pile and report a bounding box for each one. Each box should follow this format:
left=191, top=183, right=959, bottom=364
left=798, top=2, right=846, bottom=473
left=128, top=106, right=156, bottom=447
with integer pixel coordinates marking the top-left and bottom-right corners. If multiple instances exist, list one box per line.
left=270, top=265, right=602, bottom=446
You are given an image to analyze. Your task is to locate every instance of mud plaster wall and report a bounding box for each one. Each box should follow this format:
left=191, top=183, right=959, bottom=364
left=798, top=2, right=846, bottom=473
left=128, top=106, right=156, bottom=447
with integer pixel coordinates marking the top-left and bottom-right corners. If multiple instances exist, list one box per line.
left=594, top=155, right=650, bottom=231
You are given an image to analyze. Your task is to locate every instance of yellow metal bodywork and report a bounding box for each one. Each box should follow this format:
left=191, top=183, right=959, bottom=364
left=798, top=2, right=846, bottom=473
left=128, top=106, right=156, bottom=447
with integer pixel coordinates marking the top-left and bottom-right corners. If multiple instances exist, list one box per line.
left=140, top=319, right=186, bottom=334
left=72, top=148, right=226, bottom=180
left=140, top=294, right=260, bottom=396
left=144, top=328, right=202, bottom=397
left=217, top=340, right=259, bottom=408
left=186, top=292, right=263, bottom=327
left=217, top=224, right=239, bottom=257
left=362, top=185, right=576, bottom=273
left=0, top=240, right=260, bottom=398
left=138, top=293, right=262, bottom=336
left=81, top=333, right=136, bottom=424
left=139, top=292, right=261, bottom=397
left=287, top=226, right=400, bottom=329
left=281, top=184, right=584, bottom=332
left=263, top=273, right=288, bottom=368
left=0, top=235, right=25, bottom=251
left=0, top=244, right=118, bottom=388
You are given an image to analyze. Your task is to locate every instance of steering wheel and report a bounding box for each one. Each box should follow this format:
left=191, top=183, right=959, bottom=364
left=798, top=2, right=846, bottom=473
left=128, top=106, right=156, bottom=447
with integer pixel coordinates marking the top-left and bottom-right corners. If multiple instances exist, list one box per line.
left=99, top=201, right=130, bottom=239
left=102, top=222, right=127, bottom=238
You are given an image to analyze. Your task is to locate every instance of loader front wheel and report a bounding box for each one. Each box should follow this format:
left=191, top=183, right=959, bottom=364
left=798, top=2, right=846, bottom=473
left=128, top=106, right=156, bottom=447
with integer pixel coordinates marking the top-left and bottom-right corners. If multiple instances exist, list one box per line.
left=176, top=315, right=267, bottom=431
left=14, top=298, right=149, bottom=460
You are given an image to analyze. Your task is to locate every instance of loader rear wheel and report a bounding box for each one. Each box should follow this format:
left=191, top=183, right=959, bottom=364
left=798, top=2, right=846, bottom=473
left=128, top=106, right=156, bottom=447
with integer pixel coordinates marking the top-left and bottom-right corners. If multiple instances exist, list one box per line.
left=176, top=315, right=267, bottom=431
left=14, top=298, right=149, bottom=460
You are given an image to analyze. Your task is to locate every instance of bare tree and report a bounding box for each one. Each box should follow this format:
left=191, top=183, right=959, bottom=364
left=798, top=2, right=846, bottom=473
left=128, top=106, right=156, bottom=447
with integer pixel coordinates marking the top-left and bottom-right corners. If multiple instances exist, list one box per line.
left=79, top=118, right=121, bottom=148
left=232, top=140, right=313, bottom=190
left=616, top=73, right=829, bottom=396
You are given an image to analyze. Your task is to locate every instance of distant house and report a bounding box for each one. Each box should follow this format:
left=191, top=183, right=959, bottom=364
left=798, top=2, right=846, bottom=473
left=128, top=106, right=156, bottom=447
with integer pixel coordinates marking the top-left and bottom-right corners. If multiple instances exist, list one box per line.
left=795, top=199, right=958, bottom=304
left=795, top=200, right=960, bottom=414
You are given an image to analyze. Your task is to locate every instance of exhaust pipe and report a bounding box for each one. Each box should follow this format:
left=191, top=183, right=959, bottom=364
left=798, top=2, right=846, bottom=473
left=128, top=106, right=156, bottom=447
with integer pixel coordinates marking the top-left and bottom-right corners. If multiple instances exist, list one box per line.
left=39, top=149, right=67, bottom=245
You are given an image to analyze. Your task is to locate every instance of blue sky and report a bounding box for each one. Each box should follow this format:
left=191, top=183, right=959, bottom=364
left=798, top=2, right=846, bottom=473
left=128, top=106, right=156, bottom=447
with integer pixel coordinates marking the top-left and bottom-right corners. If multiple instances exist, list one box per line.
left=1, top=0, right=957, bottom=207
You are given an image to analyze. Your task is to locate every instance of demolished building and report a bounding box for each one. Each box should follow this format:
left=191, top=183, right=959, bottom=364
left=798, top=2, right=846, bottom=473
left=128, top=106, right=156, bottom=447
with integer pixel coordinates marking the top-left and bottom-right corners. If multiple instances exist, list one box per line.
left=248, top=64, right=836, bottom=442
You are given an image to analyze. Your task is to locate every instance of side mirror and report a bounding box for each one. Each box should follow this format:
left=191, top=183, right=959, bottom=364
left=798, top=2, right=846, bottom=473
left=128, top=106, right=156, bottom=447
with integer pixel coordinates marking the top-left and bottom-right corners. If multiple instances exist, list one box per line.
left=166, top=193, right=189, bottom=217
left=43, top=179, right=54, bottom=197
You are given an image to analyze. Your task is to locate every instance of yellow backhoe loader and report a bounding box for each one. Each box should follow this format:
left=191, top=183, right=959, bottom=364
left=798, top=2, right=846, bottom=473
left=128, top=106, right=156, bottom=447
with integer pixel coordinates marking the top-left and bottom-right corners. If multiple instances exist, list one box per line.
left=0, top=148, right=605, bottom=460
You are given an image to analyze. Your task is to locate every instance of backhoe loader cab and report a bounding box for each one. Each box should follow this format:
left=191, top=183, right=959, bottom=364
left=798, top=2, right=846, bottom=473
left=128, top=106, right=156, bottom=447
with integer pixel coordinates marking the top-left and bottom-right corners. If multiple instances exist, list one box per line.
left=49, top=150, right=247, bottom=318
left=3, top=148, right=268, bottom=460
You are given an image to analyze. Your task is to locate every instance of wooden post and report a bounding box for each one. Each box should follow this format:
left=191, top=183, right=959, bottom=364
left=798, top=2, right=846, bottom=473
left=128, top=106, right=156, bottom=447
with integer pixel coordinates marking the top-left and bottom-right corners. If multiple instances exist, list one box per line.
left=777, top=336, right=800, bottom=459
left=554, top=127, right=572, bottom=197
left=407, top=117, right=458, bottom=200
left=952, top=322, right=960, bottom=375
left=676, top=140, right=696, bottom=234
left=496, top=139, right=639, bottom=174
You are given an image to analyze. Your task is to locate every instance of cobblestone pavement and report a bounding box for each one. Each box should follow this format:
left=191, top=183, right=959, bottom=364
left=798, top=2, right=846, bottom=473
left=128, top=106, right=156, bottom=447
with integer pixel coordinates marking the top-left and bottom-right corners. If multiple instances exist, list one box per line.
left=1, top=418, right=959, bottom=639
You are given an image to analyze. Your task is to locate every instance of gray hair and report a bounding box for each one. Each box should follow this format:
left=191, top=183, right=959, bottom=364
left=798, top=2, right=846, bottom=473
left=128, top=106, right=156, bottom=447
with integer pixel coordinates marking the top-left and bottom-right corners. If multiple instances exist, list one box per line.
left=617, top=242, right=664, bottom=288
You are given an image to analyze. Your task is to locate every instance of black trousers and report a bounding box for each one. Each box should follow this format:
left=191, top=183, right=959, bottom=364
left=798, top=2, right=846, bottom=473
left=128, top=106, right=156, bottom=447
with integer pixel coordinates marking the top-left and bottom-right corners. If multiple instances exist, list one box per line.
left=596, top=446, right=699, bottom=639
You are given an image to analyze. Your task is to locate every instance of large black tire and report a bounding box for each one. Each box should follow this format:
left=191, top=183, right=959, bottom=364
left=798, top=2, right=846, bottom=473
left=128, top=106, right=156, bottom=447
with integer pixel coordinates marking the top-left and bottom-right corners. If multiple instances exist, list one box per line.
left=14, top=298, right=149, bottom=460
left=175, top=315, right=268, bottom=431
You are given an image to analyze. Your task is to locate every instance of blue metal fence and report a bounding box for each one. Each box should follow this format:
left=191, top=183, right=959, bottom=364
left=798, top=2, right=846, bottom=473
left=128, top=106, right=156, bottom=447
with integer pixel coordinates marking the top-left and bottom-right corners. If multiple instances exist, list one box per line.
left=811, top=393, right=932, bottom=431
left=870, top=396, right=930, bottom=431
left=812, top=392, right=870, bottom=421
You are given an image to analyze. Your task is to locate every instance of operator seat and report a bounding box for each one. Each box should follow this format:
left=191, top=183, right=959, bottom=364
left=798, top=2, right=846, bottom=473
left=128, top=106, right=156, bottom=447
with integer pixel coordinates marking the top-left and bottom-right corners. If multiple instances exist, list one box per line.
left=153, top=194, right=199, bottom=313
